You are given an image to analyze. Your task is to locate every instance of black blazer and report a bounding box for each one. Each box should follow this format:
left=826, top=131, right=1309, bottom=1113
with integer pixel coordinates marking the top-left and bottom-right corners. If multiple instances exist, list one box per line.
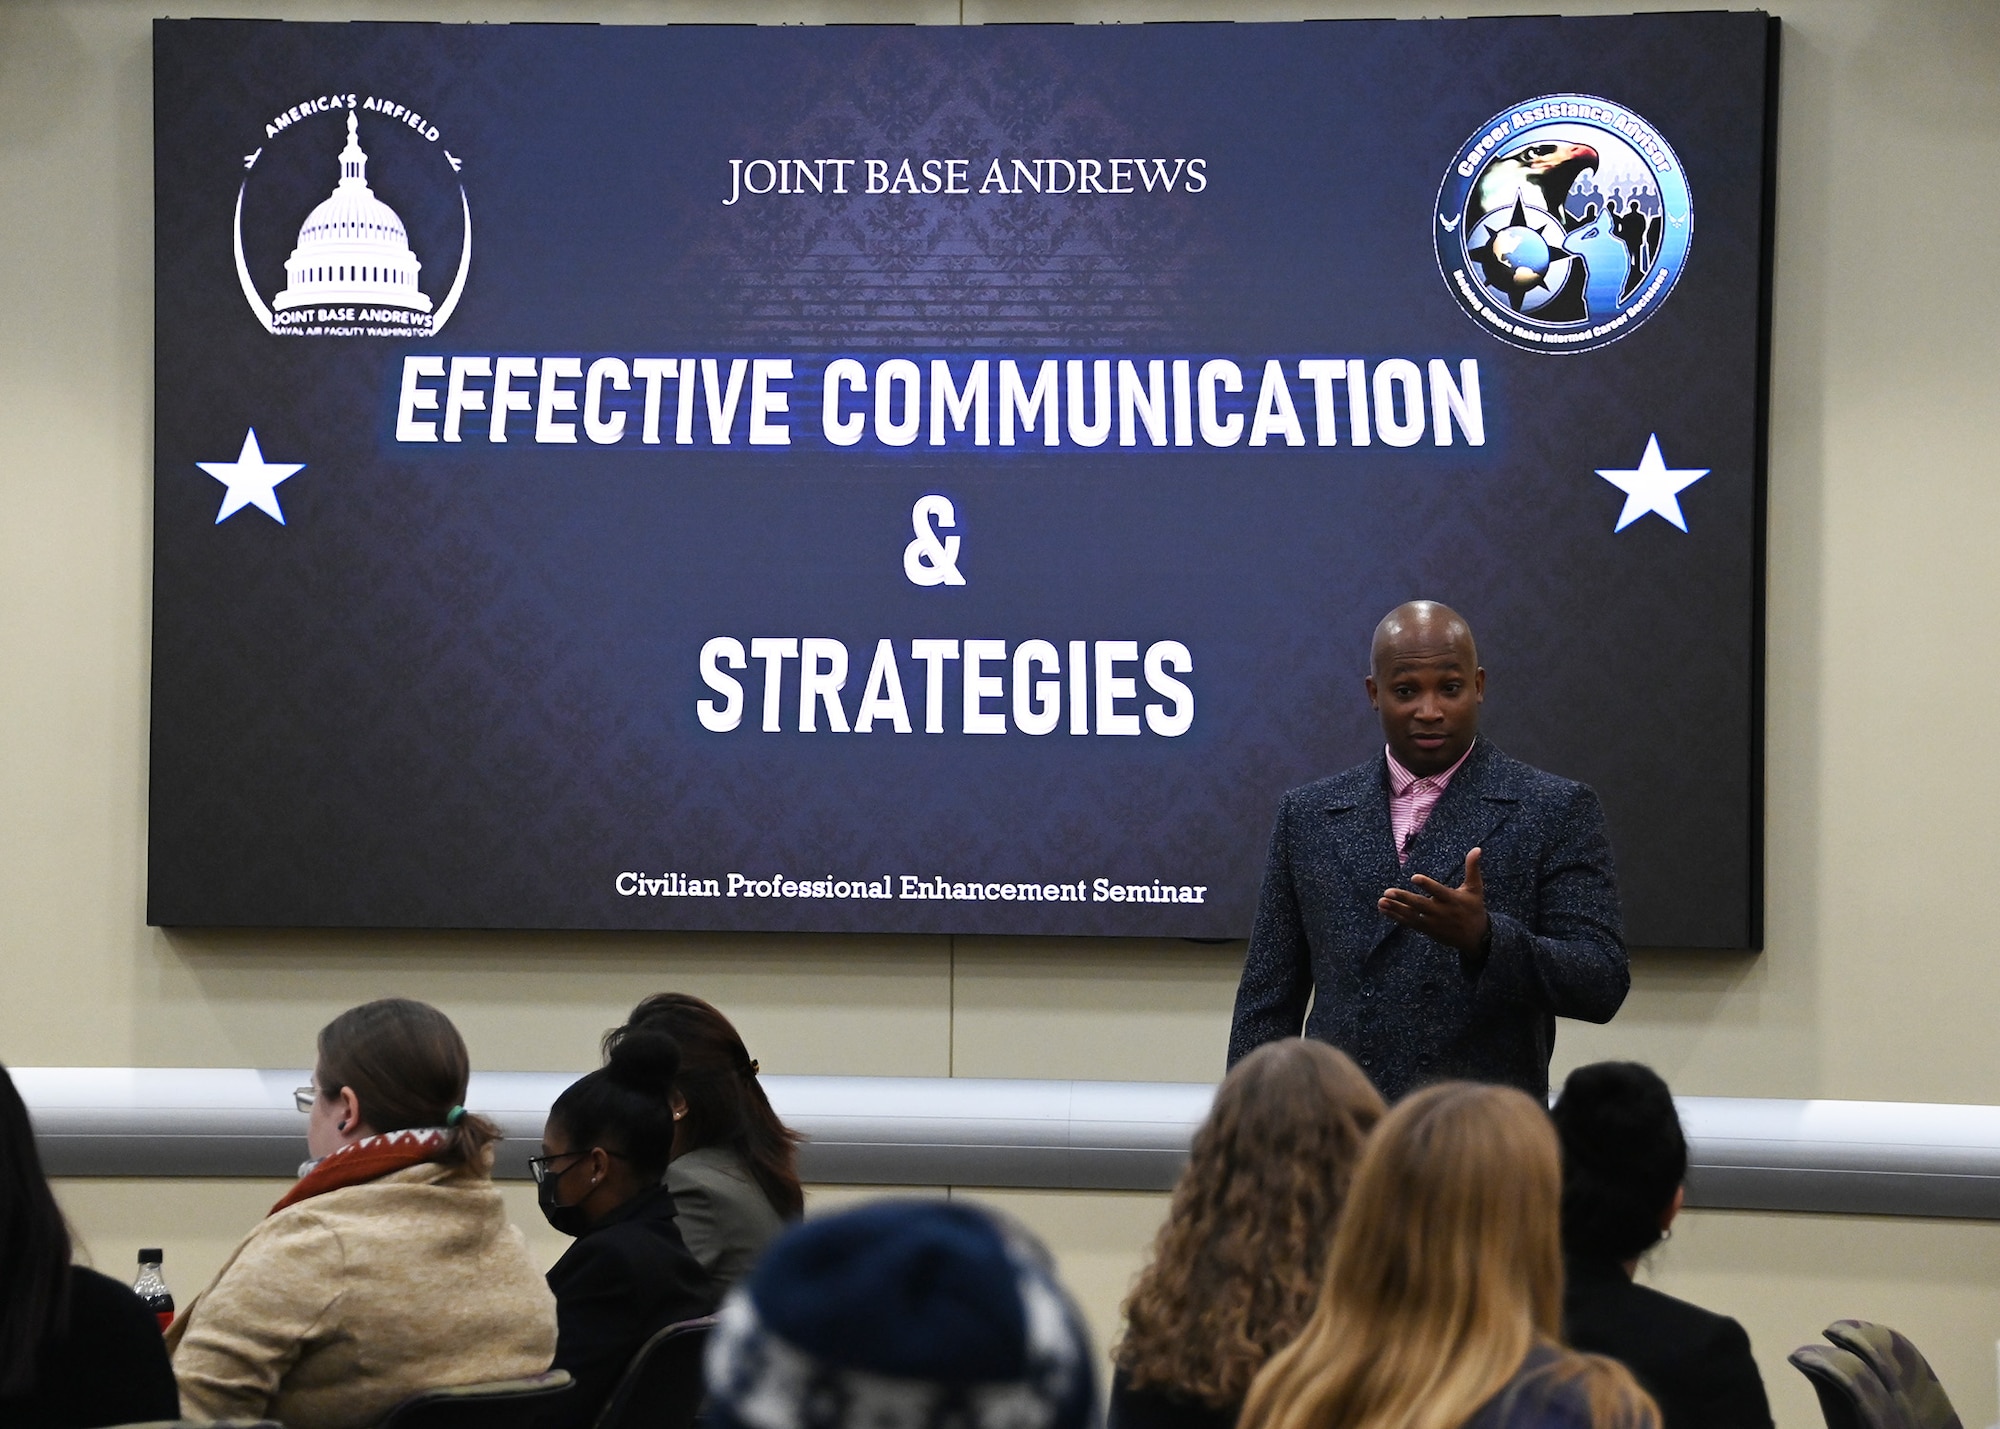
left=1227, top=740, right=1627, bottom=1101
left=1563, top=1258, right=1774, bottom=1429
left=0, top=1265, right=180, bottom=1428
left=545, top=1186, right=719, bottom=1429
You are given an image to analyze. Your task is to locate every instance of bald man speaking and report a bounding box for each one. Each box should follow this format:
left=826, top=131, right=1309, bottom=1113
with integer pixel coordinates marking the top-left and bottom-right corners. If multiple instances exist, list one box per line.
left=1227, top=602, right=1628, bottom=1101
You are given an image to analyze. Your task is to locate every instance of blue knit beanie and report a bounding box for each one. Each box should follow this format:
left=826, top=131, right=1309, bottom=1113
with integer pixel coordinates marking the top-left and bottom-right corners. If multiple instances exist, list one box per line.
left=705, top=1199, right=1097, bottom=1429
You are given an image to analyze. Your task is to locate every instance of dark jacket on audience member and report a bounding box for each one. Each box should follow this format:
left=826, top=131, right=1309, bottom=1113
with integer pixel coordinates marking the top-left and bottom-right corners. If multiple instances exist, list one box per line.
left=666, top=1145, right=786, bottom=1293
left=546, top=1185, right=717, bottom=1429
left=1227, top=741, right=1628, bottom=1102
left=0, top=1265, right=180, bottom=1428
left=1463, top=1344, right=1624, bottom=1429
left=1106, top=1367, right=1236, bottom=1429
left=1562, top=1257, right=1774, bottom=1429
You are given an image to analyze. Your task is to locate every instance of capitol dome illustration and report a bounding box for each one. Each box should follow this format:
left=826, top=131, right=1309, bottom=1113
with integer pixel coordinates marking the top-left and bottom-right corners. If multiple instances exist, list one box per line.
left=274, top=113, right=431, bottom=313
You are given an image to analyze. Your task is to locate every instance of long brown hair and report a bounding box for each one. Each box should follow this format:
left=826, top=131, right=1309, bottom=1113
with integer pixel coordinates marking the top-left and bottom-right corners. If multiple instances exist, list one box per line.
left=1237, top=1082, right=1657, bottom=1429
left=605, top=993, right=803, bottom=1219
left=1115, top=1040, right=1383, bottom=1407
left=317, top=999, right=500, bottom=1174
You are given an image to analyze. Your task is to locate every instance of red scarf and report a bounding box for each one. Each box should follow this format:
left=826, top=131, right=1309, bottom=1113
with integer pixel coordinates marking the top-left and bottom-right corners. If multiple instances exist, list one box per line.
left=270, top=1128, right=451, bottom=1215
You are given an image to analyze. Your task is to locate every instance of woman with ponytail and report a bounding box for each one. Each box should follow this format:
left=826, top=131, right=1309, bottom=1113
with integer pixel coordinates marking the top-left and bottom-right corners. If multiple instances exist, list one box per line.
left=168, top=999, right=556, bottom=1429
left=538, top=1028, right=716, bottom=1429
left=606, top=994, right=802, bottom=1291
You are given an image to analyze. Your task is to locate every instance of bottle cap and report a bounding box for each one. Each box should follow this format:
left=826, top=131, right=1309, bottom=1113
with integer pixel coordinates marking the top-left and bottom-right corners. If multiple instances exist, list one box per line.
left=139, top=1248, right=163, bottom=1262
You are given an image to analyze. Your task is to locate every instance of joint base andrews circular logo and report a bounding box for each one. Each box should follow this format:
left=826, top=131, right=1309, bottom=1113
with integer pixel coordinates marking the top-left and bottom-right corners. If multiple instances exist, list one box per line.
left=234, top=95, right=471, bottom=338
left=1435, top=94, right=1691, bottom=353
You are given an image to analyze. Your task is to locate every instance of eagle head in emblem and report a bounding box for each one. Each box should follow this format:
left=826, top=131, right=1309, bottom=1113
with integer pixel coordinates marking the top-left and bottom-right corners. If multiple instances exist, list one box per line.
left=1472, top=141, right=1600, bottom=227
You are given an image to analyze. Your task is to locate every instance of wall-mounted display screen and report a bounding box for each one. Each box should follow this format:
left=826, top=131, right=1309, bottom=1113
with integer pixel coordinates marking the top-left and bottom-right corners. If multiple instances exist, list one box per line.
left=150, top=14, right=1777, bottom=942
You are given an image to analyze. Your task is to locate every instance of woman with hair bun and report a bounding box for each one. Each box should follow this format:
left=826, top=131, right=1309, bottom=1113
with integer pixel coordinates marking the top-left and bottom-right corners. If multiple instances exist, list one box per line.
left=606, top=994, right=802, bottom=1291
left=538, top=1027, right=716, bottom=1429
left=1552, top=1062, right=1771, bottom=1429
left=168, top=998, right=556, bottom=1429
left=1112, top=1039, right=1384, bottom=1429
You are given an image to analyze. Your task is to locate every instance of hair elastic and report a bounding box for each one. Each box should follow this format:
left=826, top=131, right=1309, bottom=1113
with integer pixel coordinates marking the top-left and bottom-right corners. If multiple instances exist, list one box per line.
left=746, top=1059, right=760, bottom=1077
left=445, top=1105, right=467, bottom=1126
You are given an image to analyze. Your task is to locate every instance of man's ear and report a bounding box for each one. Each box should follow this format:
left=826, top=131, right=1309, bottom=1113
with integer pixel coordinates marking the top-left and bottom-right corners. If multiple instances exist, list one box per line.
left=337, top=1084, right=363, bottom=1134
left=1662, top=1183, right=1685, bottom=1232
left=1474, top=666, right=1485, bottom=701
left=1364, top=674, right=1380, bottom=710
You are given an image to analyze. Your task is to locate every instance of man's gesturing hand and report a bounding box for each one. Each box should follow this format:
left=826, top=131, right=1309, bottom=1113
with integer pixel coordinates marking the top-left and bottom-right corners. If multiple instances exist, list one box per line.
left=1379, top=847, right=1491, bottom=955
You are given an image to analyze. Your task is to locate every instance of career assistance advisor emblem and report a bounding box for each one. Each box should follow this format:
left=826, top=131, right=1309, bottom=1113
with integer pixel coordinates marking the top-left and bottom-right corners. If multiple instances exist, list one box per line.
left=1435, top=94, right=1692, bottom=354
left=234, top=98, right=471, bottom=338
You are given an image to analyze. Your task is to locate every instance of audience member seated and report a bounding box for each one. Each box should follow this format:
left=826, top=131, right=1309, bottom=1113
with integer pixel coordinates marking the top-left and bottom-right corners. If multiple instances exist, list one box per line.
left=1238, top=1081, right=1659, bottom=1429
left=537, top=1026, right=717, bottom=1429
left=1, top=1060, right=180, bottom=1428
left=1552, top=1062, right=1774, bottom=1429
left=606, top=994, right=802, bottom=1291
left=1112, top=1039, right=1383, bottom=1429
left=705, top=1199, right=1095, bottom=1429
left=167, top=998, right=557, bottom=1428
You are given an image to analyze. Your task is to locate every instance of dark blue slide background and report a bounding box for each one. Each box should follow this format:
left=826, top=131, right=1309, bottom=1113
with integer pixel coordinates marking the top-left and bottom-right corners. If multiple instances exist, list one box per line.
left=149, top=16, right=1774, bottom=942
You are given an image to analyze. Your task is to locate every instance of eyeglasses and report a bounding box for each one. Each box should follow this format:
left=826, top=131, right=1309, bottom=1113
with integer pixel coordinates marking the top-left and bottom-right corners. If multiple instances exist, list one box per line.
left=527, top=1149, right=629, bottom=1184
left=293, top=1085, right=341, bottom=1114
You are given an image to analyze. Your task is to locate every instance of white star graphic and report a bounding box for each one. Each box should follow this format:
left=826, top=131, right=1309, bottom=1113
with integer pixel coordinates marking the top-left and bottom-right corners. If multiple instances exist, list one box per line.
left=197, top=428, right=304, bottom=525
left=1595, top=434, right=1708, bottom=533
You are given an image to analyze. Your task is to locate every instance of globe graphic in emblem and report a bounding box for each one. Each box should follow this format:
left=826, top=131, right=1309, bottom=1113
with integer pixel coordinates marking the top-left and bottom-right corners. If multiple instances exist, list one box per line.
left=1463, top=195, right=1578, bottom=316
left=1491, top=226, right=1552, bottom=288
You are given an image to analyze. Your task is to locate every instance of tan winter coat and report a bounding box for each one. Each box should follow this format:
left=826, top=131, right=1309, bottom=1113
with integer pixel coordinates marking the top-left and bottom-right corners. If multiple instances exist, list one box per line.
left=167, top=1155, right=556, bottom=1429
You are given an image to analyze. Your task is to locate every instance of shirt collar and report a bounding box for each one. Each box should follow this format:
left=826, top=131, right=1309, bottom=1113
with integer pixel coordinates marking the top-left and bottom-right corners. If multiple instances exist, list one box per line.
left=1385, top=736, right=1477, bottom=795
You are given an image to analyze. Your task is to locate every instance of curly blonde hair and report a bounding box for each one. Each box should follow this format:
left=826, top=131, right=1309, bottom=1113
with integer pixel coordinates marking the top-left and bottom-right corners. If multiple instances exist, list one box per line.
left=1114, top=1039, right=1384, bottom=1408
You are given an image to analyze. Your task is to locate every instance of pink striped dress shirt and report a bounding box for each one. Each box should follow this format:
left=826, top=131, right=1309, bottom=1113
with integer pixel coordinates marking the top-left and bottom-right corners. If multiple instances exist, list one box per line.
left=1386, top=739, right=1477, bottom=866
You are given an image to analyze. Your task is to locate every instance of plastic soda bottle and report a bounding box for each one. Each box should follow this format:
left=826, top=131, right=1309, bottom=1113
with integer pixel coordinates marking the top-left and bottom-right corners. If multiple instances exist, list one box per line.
left=133, top=1249, right=174, bottom=1332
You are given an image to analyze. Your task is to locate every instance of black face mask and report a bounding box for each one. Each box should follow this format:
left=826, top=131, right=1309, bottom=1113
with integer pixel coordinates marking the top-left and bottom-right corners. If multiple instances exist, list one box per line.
left=538, top=1164, right=592, bottom=1238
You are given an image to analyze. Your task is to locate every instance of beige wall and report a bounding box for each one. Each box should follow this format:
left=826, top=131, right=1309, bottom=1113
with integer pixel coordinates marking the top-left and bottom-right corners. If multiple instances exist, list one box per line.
left=6, top=0, right=2000, bottom=1425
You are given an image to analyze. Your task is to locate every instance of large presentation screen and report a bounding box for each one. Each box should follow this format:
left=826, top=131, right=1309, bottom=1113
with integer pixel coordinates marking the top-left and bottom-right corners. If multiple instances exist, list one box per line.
left=150, top=15, right=1777, bottom=943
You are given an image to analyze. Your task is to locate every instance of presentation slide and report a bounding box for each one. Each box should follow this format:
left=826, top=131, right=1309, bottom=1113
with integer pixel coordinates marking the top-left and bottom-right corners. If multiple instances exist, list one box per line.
left=149, top=15, right=1776, bottom=942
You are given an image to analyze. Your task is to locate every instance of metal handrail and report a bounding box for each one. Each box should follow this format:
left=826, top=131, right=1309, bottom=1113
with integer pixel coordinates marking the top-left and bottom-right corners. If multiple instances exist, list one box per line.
left=19, top=1067, right=2000, bottom=1219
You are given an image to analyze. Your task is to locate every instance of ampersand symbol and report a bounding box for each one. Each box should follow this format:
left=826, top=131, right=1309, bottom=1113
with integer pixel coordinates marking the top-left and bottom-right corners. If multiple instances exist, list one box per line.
left=903, top=494, right=966, bottom=587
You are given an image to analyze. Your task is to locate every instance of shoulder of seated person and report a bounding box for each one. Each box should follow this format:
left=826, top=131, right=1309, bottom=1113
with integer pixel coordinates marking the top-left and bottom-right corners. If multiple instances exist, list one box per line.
left=1466, top=1351, right=1596, bottom=1429
left=67, top=1264, right=157, bottom=1322
left=300, top=1161, right=481, bottom=1202
left=1615, top=1274, right=1746, bottom=1339
left=1569, top=1277, right=1752, bottom=1381
left=670, top=1147, right=754, bottom=1187
left=558, top=1217, right=705, bottom=1293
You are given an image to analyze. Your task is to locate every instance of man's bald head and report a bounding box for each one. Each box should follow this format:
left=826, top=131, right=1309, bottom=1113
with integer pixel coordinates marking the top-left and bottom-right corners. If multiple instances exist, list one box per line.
left=1365, top=601, right=1484, bottom=776
left=1370, top=600, right=1478, bottom=677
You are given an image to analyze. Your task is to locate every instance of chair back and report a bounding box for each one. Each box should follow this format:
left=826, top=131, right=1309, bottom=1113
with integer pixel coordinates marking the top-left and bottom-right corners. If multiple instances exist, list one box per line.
left=1789, top=1344, right=1912, bottom=1429
left=1823, top=1321, right=1965, bottom=1429
left=377, top=1369, right=576, bottom=1428
left=594, top=1315, right=719, bottom=1429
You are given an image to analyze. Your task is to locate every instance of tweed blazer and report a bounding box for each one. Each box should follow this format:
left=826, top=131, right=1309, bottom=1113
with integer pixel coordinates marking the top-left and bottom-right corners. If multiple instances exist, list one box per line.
left=167, top=1155, right=557, bottom=1429
left=1226, top=740, right=1627, bottom=1101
